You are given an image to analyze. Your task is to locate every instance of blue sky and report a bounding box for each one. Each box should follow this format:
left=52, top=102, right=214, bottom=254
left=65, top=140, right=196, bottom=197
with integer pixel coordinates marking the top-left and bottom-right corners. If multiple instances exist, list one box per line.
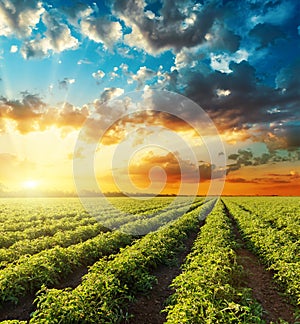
left=0, top=0, right=299, bottom=195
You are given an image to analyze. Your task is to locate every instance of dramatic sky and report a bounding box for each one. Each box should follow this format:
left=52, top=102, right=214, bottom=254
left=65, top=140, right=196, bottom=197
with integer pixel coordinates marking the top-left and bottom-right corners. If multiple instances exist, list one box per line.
left=0, top=0, right=299, bottom=197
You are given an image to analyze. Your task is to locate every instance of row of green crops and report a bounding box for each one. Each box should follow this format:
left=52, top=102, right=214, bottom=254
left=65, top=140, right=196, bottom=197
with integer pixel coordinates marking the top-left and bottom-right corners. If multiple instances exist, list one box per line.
left=97, top=197, right=201, bottom=230
left=27, top=202, right=208, bottom=323
left=0, top=216, right=97, bottom=249
left=0, top=198, right=202, bottom=267
left=0, top=231, right=132, bottom=305
left=118, top=199, right=204, bottom=234
left=0, top=197, right=195, bottom=248
left=0, top=198, right=204, bottom=306
left=0, top=223, right=106, bottom=267
left=227, top=197, right=300, bottom=239
left=223, top=198, right=300, bottom=307
left=164, top=201, right=264, bottom=324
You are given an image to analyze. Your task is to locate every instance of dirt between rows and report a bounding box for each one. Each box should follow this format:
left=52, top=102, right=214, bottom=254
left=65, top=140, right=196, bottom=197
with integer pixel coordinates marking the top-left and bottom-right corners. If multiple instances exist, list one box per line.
left=0, top=265, right=88, bottom=321
left=0, top=230, right=199, bottom=323
left=0, top=205, right=297, bottom=324
left=121, top=230, right=199, bottom=324
left=222, top=201, right=296, bottom=323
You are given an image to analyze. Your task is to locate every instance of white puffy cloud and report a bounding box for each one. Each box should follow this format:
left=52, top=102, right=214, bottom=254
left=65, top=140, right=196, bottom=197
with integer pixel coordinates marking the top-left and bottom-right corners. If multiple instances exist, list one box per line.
left=21, top=10, right=79, bottom=59
left=80, top=16, right=122, bottom=49
left=42, top=11, right=79, bottom=52
left=99, top=87, right=124, bottom=103
left=250, top=1, right=295, bottom=26
left=210, top=50, right=249, bottom=74
left=21, top=37, right=50, bottom=59
left=60, top=3, right=93, bottom=25
left=10, top=45, right=18, bottom=53
left=216, top=89, right=231, bottom=97
left=0, top=0, right=44, bottom=37
left=130, top=66, right=157, bottom=89
left=77, top=59, right=92, bottom=65
left=92, top=70, right=105, bottom=80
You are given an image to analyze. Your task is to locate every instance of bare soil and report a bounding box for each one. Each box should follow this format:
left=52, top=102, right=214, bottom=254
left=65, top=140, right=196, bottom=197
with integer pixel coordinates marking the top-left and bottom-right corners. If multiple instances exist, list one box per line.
left=222, top=200, right=296, bottom=323
left=0, top=265, right=88, bottom=321
left=121, top=230, right=199, bottom=324
left=1, top=203, right=297, bottom=324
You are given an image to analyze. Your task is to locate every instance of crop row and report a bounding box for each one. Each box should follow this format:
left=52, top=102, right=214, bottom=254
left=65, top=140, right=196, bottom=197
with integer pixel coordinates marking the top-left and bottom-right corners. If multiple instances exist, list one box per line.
left=0, top=223, right=106, bottom=268
left=0, top=216, right=97, bottom=249
left=228, top=197, right=300, bottom=239
left=0, top=199, right=202, bottom=267
left=117, top=199, right=204, bottom=234
left=27, top=202, right=207, bottom=323
left=0, top=198, right=87, bottom=224
left=96, top=197, right=200, bottom=230
left=223, top=198, right=300, bottom=306
left=0, top=231, right=132, bottom=305
left=0, top=198, right=204, bottom=306
left=0, top=198, right=191, bottom=247
left=164, top=201, right=263, bottom=323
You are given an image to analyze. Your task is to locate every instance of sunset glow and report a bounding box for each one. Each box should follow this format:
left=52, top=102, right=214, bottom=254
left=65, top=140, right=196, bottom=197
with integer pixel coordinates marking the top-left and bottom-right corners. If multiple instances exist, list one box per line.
left=22, top=180, right=39, bottom=189
left=0, top=0, right=299, bottom=197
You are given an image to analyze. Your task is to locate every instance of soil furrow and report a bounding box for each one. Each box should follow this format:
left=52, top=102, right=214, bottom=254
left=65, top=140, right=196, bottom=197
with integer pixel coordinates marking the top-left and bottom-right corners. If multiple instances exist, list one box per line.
left=0, top=265, right=88, bottom=321
left=121, top=228, right=201, bottom=324
left=222, top=200, right=296, bottom=323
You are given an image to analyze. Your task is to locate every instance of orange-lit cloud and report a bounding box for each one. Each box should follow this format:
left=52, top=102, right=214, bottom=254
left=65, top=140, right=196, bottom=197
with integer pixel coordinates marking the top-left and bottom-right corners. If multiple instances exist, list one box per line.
left=224, top=164, right=300, bottom=196
left=0, top=94, right=89, bottom=134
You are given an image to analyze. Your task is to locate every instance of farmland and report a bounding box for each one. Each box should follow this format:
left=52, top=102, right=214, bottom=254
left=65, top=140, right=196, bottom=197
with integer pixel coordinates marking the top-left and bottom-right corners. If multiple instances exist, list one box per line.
left=0, top=197, right=298, bottom=323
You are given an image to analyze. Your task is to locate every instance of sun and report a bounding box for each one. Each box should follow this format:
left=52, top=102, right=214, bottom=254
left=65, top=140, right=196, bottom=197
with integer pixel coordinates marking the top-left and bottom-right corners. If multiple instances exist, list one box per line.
left=22, top=180, right=39, bottom=189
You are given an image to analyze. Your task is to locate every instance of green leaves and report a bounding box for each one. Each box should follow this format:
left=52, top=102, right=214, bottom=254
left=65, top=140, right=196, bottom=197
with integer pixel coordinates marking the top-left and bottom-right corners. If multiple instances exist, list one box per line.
left=29, top=204, right=204, bottom=323
left=224, top=198, right=300, bottom=306
left=164, top=201, right=265, bottom=324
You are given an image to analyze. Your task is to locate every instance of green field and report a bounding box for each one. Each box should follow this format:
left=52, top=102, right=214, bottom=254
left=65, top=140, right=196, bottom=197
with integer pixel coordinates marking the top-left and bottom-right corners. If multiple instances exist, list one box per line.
left=0, top=197, right=299, bottom=323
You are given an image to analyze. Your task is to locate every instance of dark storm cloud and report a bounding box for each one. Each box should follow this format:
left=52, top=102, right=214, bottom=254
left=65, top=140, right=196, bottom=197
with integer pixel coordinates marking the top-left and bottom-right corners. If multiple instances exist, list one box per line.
left=182, top=60, right=281, bottom=127
left=112, top=0, right=240, bottom=54
left=1, top=0, right=299, bottom=154
left=249, top=23, right=286, bottom=48
left=227, top=147, right=300, bottom=173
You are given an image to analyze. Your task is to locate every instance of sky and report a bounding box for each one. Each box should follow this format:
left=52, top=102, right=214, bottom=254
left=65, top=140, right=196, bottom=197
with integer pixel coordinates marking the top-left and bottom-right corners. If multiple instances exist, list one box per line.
left=0, top=0, right=299, bottom=197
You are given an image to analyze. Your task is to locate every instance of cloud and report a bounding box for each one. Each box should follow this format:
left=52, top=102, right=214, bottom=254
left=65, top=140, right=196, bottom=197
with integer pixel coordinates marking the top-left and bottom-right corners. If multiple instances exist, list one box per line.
left=129, top=150, right=199, bottom=184
left=20, top=37, right=50, bottom=59
left=92, top=70, right=105, bottom=82
left=77, top=59, right=92, bottom=65
left=0, top=92, right=45, bottom=133
left=21, top=9, right=79, bottom=59
left=58, top=78, right=76, bottom=90
left=113, top=0, right=224, bottom=54
left=99, top=87, right=124, bottom=103
left=0, top=93, right=89, bottom=134
left=163, top=56, right=300, bottom=152
left=47, top=102, right=89, bottom=130
left=0, top=0, right=44, bottom=37
left=226, top=177, right=253, bottom=184
left=130, top=66, right=157, bottom=89
left=80, top=15, right=122, bottom=49
left=250, top=0, right=295, bottom=26
left=227, top=147, right=300, bottom=174
left=249, top=23, right=285, bottom=48
left=42, top=10, right=79, bottom=52
left=10, top=45, right=18, bottom=53
left=60, top=2, right=93, bottom=25
left=127, top=150, right=224, bottom=187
